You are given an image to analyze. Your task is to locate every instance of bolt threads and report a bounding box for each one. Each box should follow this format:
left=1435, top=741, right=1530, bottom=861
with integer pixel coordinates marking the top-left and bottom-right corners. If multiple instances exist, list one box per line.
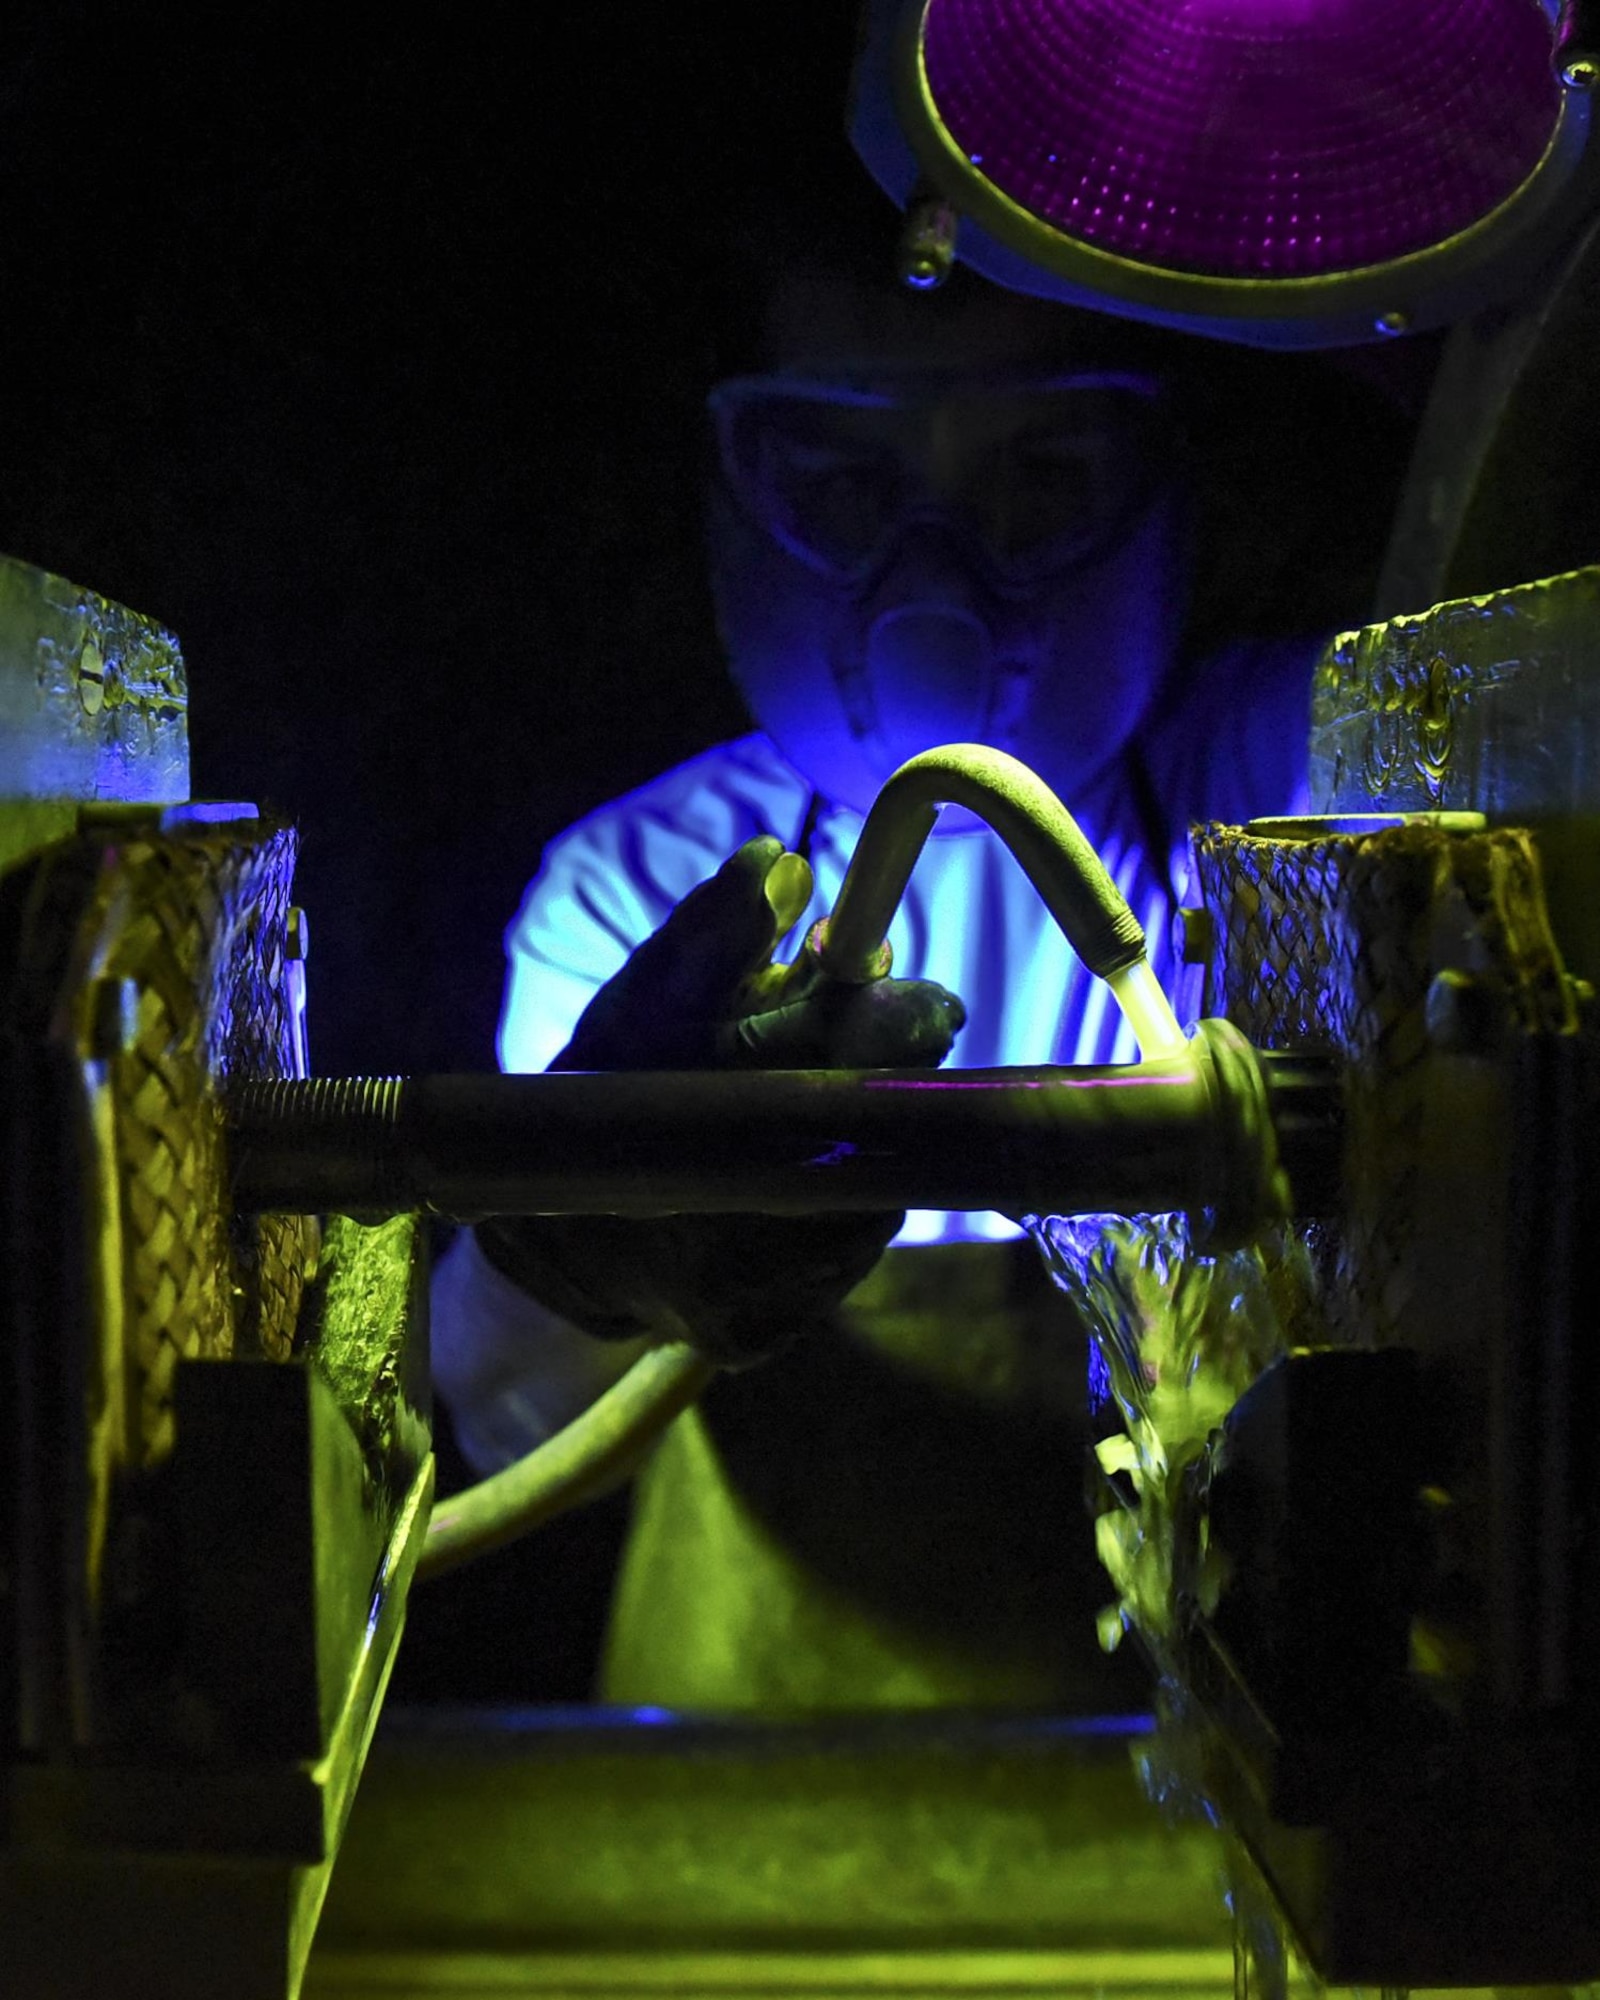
left=230, top=1075, right=410, bottom=1213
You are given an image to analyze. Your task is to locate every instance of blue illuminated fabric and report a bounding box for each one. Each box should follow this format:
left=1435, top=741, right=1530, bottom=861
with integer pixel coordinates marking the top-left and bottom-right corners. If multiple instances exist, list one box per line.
left=500, top=638, right=1310, bottom=1246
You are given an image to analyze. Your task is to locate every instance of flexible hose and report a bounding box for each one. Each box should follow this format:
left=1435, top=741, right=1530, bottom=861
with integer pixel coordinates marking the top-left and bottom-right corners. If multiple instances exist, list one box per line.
left=417, top=1342, right=717, bottom=1582
left=816, top=744, right=1187, bottom=1057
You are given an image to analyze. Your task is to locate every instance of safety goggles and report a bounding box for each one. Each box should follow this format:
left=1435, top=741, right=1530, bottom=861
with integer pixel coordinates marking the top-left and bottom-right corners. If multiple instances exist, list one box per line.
left=709, top=368, right=1173, bottom=589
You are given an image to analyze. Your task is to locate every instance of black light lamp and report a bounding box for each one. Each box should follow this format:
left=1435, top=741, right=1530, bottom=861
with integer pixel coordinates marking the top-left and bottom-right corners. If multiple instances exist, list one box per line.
left=851, top=0, right=1599, bottom=345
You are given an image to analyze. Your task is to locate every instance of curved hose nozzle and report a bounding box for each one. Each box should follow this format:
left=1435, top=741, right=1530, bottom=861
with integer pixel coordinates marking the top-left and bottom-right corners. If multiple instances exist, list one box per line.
left=815, top=744, right=1186, bottom=1058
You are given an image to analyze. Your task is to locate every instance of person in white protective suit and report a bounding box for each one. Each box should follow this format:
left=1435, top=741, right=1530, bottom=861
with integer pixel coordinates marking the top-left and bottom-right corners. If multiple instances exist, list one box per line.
left=429, top=213, right=1388, bottom=1712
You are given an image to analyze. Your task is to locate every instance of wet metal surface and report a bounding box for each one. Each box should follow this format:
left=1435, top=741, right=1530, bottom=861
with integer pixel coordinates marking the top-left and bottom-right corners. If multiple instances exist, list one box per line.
left=312, top=1707, right=1226, bottom=1969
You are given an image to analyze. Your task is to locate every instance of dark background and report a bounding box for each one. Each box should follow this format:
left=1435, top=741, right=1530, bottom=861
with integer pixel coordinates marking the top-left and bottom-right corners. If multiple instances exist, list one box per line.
left=0, top=5, right=881, bottom=1698
left=0, top=8, right=1432, bottom=1090
left=0, top=8, right=1430, bottom=1698
left=0, top=7, right=880, bottom=1084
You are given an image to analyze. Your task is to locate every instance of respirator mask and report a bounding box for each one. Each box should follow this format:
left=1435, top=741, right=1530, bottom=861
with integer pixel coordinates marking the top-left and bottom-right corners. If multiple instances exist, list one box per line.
left=707, top=366, right=1188, bottom=822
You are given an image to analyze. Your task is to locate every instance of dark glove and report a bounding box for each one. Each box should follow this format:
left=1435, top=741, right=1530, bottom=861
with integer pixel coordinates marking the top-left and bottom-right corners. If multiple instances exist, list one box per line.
left=476, top=836, right=966, bottom=1367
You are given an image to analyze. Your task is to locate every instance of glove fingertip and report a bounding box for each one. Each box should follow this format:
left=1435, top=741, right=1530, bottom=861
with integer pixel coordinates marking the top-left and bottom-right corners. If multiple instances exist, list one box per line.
left=720, top=834, right=787, bottom=884
left=762, top=850, right=814, bottom=935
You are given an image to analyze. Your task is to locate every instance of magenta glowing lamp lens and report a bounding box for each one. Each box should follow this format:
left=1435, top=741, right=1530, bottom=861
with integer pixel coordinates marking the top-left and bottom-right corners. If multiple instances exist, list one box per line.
left=919, top=0, right=1564, bottom=280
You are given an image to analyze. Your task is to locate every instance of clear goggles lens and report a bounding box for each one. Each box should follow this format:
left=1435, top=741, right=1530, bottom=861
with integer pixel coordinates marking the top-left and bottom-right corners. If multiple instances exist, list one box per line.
left=710, top=371, right=1171, bottom=586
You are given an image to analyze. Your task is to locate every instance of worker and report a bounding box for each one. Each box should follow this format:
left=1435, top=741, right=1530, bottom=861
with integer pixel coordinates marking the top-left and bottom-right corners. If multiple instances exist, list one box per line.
left=430, top=187, right=1401, bottom=1711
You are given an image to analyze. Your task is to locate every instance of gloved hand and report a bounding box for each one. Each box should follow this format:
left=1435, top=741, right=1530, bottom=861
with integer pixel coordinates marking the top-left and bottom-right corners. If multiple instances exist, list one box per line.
left=476, top=836, right=966, bottom=1367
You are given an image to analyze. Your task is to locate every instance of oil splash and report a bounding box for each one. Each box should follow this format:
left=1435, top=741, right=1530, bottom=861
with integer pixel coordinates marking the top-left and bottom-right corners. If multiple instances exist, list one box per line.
left=1028, top=1210, right=1318, bottom=1659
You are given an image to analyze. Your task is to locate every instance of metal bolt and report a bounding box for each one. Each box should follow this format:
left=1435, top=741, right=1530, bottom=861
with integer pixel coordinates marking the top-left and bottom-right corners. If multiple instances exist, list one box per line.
left=77, top=639, right=106, bottom=717
left=897, top=190, right=959, bottom=291
left=1375, top=310, right=1409, bottom=337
